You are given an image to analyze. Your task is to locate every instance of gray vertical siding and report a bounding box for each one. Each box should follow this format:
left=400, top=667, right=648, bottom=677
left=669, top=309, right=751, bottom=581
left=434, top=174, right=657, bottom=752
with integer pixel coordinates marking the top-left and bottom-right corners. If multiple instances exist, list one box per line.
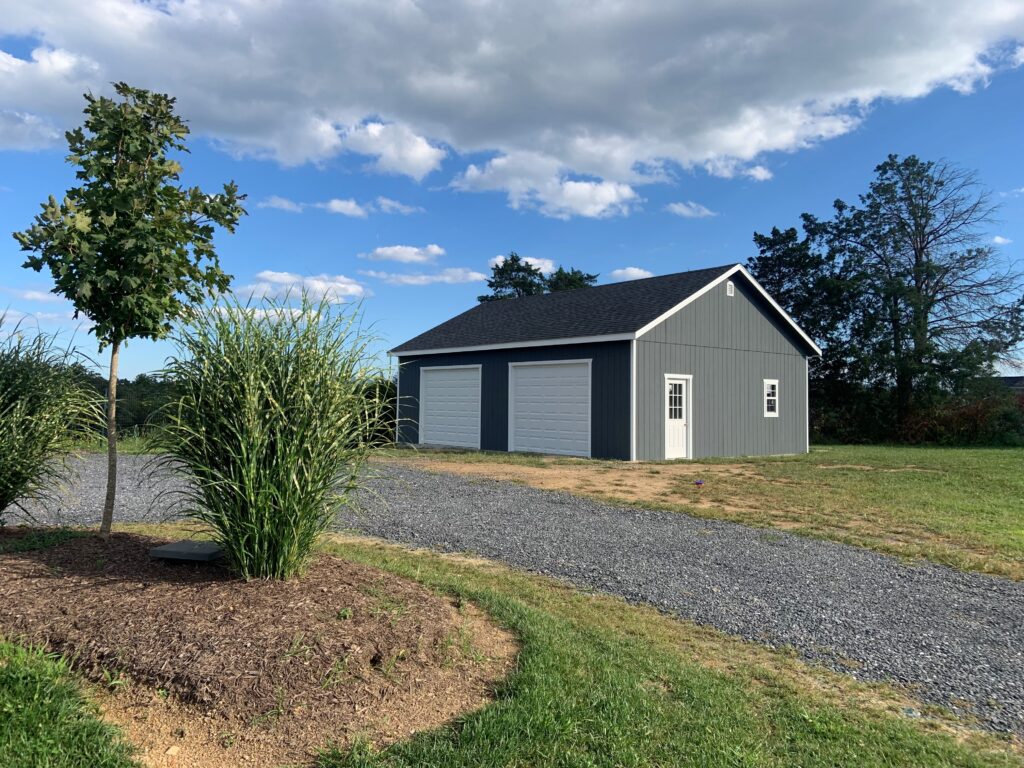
left=636, top=276, right=810, bottom=460
left=396, top=340, right=631, bottom=459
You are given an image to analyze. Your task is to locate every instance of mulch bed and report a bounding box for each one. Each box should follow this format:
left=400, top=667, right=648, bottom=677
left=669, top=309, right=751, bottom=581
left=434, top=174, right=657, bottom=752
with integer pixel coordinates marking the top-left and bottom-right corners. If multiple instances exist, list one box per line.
left=0, top=530, right=517, bottom=766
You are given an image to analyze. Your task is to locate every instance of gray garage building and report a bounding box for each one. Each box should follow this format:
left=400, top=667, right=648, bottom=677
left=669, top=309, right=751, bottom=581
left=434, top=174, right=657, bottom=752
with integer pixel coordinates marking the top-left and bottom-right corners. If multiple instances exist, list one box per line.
left=391, top=263, right=821, bottom=460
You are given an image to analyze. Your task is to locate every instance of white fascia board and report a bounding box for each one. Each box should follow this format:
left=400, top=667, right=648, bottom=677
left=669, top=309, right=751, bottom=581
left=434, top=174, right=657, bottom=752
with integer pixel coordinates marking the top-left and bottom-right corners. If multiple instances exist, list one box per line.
left=391, top=333, right=635, bottom=357
left=393, top=265, right=822, bottom=359
left=633, top=264, right=823, bottom=357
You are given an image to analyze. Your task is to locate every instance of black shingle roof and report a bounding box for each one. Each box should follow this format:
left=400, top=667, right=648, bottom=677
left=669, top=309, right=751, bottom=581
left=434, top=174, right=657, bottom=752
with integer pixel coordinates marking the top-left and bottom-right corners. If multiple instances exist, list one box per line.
left=392, top=264, right=738, bottom=353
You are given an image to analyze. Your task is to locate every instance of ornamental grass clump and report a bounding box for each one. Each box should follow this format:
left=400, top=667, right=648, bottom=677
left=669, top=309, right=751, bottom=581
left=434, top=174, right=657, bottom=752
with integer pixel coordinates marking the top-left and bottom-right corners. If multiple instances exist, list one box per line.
left=0, top=318, right=102, bottom=523
left=153, top=297, right=390, bottom=580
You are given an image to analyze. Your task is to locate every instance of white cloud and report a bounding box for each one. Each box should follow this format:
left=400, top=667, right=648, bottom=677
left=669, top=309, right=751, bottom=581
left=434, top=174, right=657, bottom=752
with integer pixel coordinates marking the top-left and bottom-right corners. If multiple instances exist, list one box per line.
left=256, top=195, right=422, bottom=215
left=18, top=289, right=65, bottom=302
left=257, top=195, right=304, bottom=213
left=360, top=244, right=445, bottom=264
left=0, top=307, right=74, bottom=323
left=489, top=253, right=557, bottom=275
left=1, top=1, right=1023, bottom=210
left=342, top=122, right=446, bottom=181
left=361, top=267, right=487, bottom=285
left=240, top=270, right=365, bottom=302
left=375, top=196, right=424, bottom=215
left=993, top=235, right=1013, bottom=245
left=456, top=152, right=638, bottom=219
left=316, top=198, right=368, bottom=218
left=745, top=165, right=773, bottom=182
left=0, top=109, right=60, bottom=150
left=666, top=201, right=717, bottom=219
left=608, top=267, right=654, bottom=282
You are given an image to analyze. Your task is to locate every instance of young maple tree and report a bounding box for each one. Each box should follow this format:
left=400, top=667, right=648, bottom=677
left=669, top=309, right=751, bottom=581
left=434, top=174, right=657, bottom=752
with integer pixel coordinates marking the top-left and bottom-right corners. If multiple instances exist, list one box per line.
left=13, top=82, right=246, bottom=536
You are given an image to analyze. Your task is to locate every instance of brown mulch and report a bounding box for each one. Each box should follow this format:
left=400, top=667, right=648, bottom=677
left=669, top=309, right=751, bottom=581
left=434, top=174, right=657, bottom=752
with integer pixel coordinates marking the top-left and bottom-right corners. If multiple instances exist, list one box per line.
left=0, top=531, right=518, bottom=767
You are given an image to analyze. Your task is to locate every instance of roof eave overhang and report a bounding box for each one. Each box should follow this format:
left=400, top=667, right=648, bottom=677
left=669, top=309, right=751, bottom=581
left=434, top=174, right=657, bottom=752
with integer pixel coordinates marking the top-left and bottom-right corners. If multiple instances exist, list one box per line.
left=390, top=264, right=822, bottom=359
left=390, top=332, right=636, bottom=357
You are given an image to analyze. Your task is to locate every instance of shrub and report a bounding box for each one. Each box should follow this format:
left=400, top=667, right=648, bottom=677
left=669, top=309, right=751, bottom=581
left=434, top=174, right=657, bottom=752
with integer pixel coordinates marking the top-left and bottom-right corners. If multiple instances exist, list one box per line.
left=0, top=318, right=101, bottom=525
left=152, top=297, right=390, bottom=579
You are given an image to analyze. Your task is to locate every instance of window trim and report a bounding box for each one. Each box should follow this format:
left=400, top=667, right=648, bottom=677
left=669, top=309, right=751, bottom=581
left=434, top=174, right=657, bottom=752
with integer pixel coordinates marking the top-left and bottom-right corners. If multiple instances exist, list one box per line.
left=763, top=378, right=779, bottom=418
left=726, top=280, right=735, bottom=297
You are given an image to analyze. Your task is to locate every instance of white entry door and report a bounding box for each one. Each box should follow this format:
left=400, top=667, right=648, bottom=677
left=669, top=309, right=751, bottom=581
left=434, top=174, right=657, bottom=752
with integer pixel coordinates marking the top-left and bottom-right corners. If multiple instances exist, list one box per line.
left=419, top=365, right=481, bottom=448
left=664, top=375, right=691, bottom=460
left=509, top=360, right=591, bottom=457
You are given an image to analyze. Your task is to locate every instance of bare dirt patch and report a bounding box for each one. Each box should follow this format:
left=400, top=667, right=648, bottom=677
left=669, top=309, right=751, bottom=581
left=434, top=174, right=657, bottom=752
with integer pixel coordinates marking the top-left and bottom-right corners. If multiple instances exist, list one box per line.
left=386, top=456, right=769, bottom=512
left=0, top=531, right=517, bottom=767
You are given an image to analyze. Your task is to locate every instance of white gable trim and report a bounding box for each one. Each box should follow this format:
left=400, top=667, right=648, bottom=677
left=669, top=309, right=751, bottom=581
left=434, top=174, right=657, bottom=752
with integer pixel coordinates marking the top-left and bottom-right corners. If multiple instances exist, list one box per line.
left=633, top=265, right=822, bottom=356
left=392, top=265, right=821, bottom=358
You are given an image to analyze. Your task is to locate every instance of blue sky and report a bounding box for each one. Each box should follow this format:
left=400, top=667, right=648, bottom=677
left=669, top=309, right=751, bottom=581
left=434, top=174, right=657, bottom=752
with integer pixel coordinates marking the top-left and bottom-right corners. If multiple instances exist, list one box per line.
left=1, top=2, right=1022, bottom=377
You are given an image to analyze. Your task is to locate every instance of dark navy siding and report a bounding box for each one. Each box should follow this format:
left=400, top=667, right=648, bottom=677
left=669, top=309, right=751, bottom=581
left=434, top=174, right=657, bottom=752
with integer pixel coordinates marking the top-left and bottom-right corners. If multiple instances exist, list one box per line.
left=396, top=341, right=631, bottom=460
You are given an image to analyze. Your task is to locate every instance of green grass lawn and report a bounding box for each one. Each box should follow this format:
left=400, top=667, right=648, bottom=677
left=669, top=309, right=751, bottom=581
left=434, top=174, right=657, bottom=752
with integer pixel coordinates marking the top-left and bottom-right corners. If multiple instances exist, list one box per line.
left=71, top=433, right=153, bottom=456
left=386, top=445, right=1024, bottom=579
left=691, top=445, right=1024, bottom=578
left=316, top=533, right=1020, bottom=768
left=0, top=642, right=139, bottom=768
left=6, top=523, right=1022, bottom=767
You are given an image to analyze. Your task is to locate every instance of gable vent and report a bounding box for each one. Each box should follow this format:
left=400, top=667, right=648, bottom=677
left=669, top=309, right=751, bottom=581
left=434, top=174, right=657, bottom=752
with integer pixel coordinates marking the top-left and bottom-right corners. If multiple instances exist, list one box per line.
left=726, top=280, right=735, bottom=297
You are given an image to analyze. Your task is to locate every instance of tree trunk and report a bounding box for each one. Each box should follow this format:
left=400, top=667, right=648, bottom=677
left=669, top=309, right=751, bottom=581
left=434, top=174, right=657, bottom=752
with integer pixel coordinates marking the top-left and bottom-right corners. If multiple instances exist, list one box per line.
left=99, top=340, right=120, bottom=538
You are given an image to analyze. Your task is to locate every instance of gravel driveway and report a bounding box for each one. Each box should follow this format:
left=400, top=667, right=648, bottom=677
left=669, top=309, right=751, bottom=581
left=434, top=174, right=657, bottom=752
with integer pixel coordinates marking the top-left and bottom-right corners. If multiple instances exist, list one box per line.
left=18, top=455, right=1024, bottom=735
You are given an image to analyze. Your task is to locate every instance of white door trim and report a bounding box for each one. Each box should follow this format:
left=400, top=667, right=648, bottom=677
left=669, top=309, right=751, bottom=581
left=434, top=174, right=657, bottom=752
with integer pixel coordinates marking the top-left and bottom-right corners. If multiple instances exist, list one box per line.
left=508, top=359, right=592, bottom=456
left=418, top=364, right=482, bottom=449
left=664, top=373, right=693, bottom=460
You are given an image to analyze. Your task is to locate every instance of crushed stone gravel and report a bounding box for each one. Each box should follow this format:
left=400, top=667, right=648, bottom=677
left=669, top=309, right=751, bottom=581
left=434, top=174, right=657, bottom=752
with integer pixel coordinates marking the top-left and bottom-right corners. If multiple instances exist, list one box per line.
left=19, top=454, right=1024, bottom=735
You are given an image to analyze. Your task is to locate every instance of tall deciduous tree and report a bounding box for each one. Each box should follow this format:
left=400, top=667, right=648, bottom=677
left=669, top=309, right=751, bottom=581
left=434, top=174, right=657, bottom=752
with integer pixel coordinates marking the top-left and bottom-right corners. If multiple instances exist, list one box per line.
left=478, top=252, right=547, bottom=301
left=833, top=155, right=1023, bottom=427
left=13, top=82, right=246, bottom=536
left=751, top=154, right=1024, bottom=439
left=547, top=266, right=598, bottom=292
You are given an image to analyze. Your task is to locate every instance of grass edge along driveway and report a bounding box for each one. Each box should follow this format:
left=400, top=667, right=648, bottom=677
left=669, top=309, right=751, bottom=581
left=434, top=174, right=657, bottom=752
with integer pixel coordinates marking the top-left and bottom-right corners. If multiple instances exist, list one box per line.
left=3, top=525, right=1021, bottom=768
left=380, top=445, right=1024, bottom=580
left=319, top=532, right=1021, bottom=767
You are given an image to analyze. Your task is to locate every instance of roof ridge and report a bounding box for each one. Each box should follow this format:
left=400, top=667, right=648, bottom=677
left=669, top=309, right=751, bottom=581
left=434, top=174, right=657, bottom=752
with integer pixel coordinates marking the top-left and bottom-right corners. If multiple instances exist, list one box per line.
left=474, top=262, right=739, bottom=305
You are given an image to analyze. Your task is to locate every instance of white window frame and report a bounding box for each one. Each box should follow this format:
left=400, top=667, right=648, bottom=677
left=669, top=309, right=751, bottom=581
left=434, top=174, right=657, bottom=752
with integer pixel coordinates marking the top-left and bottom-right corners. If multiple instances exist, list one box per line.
left=726, top=280, right=735, bottom=297
left=508, top=359, right=592, bottom=457
left=763, top=378, right=779, bottom=418
left=418, top=364, right=483, bottom=449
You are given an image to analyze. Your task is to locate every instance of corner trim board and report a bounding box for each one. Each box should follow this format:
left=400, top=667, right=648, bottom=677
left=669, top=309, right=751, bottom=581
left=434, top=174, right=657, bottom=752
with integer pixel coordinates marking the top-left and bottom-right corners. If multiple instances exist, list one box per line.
left=629, top=338, right=637, bottom=461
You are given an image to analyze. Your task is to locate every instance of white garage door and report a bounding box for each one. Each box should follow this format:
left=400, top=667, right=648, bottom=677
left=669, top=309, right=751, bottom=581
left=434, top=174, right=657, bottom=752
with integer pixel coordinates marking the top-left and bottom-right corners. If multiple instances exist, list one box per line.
left=419, top=366, right=481, bottom=448
left=509, top=360, right=591, bottom=457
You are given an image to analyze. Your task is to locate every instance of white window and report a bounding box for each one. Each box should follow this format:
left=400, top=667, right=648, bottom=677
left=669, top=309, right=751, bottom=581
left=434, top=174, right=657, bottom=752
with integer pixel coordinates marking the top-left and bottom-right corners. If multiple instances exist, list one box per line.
left=763, top=379, right=779, bottom=417
left=726, top=280, right=735, bottom=297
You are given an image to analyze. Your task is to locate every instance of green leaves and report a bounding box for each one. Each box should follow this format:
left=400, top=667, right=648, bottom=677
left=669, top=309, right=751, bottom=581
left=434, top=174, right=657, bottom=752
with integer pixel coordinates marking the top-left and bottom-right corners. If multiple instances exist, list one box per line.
left=750, top=154, right=1023, bottom=442
left=478, top=252, right=547, bottom=302
left=11, top=82, right=246, bottom=350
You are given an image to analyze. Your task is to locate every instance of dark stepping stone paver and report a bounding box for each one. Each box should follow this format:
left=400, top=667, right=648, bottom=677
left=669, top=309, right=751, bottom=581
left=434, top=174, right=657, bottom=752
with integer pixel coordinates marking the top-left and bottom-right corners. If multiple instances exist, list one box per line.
left=149, top=540, right=223, bottom=562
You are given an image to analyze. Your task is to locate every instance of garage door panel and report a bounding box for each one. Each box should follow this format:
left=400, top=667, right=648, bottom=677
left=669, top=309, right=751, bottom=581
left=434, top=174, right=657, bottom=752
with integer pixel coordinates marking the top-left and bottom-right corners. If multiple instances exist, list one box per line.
left=420, top=366, right=480, bottom=449
left=510, top=361, right=591, bottom=457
